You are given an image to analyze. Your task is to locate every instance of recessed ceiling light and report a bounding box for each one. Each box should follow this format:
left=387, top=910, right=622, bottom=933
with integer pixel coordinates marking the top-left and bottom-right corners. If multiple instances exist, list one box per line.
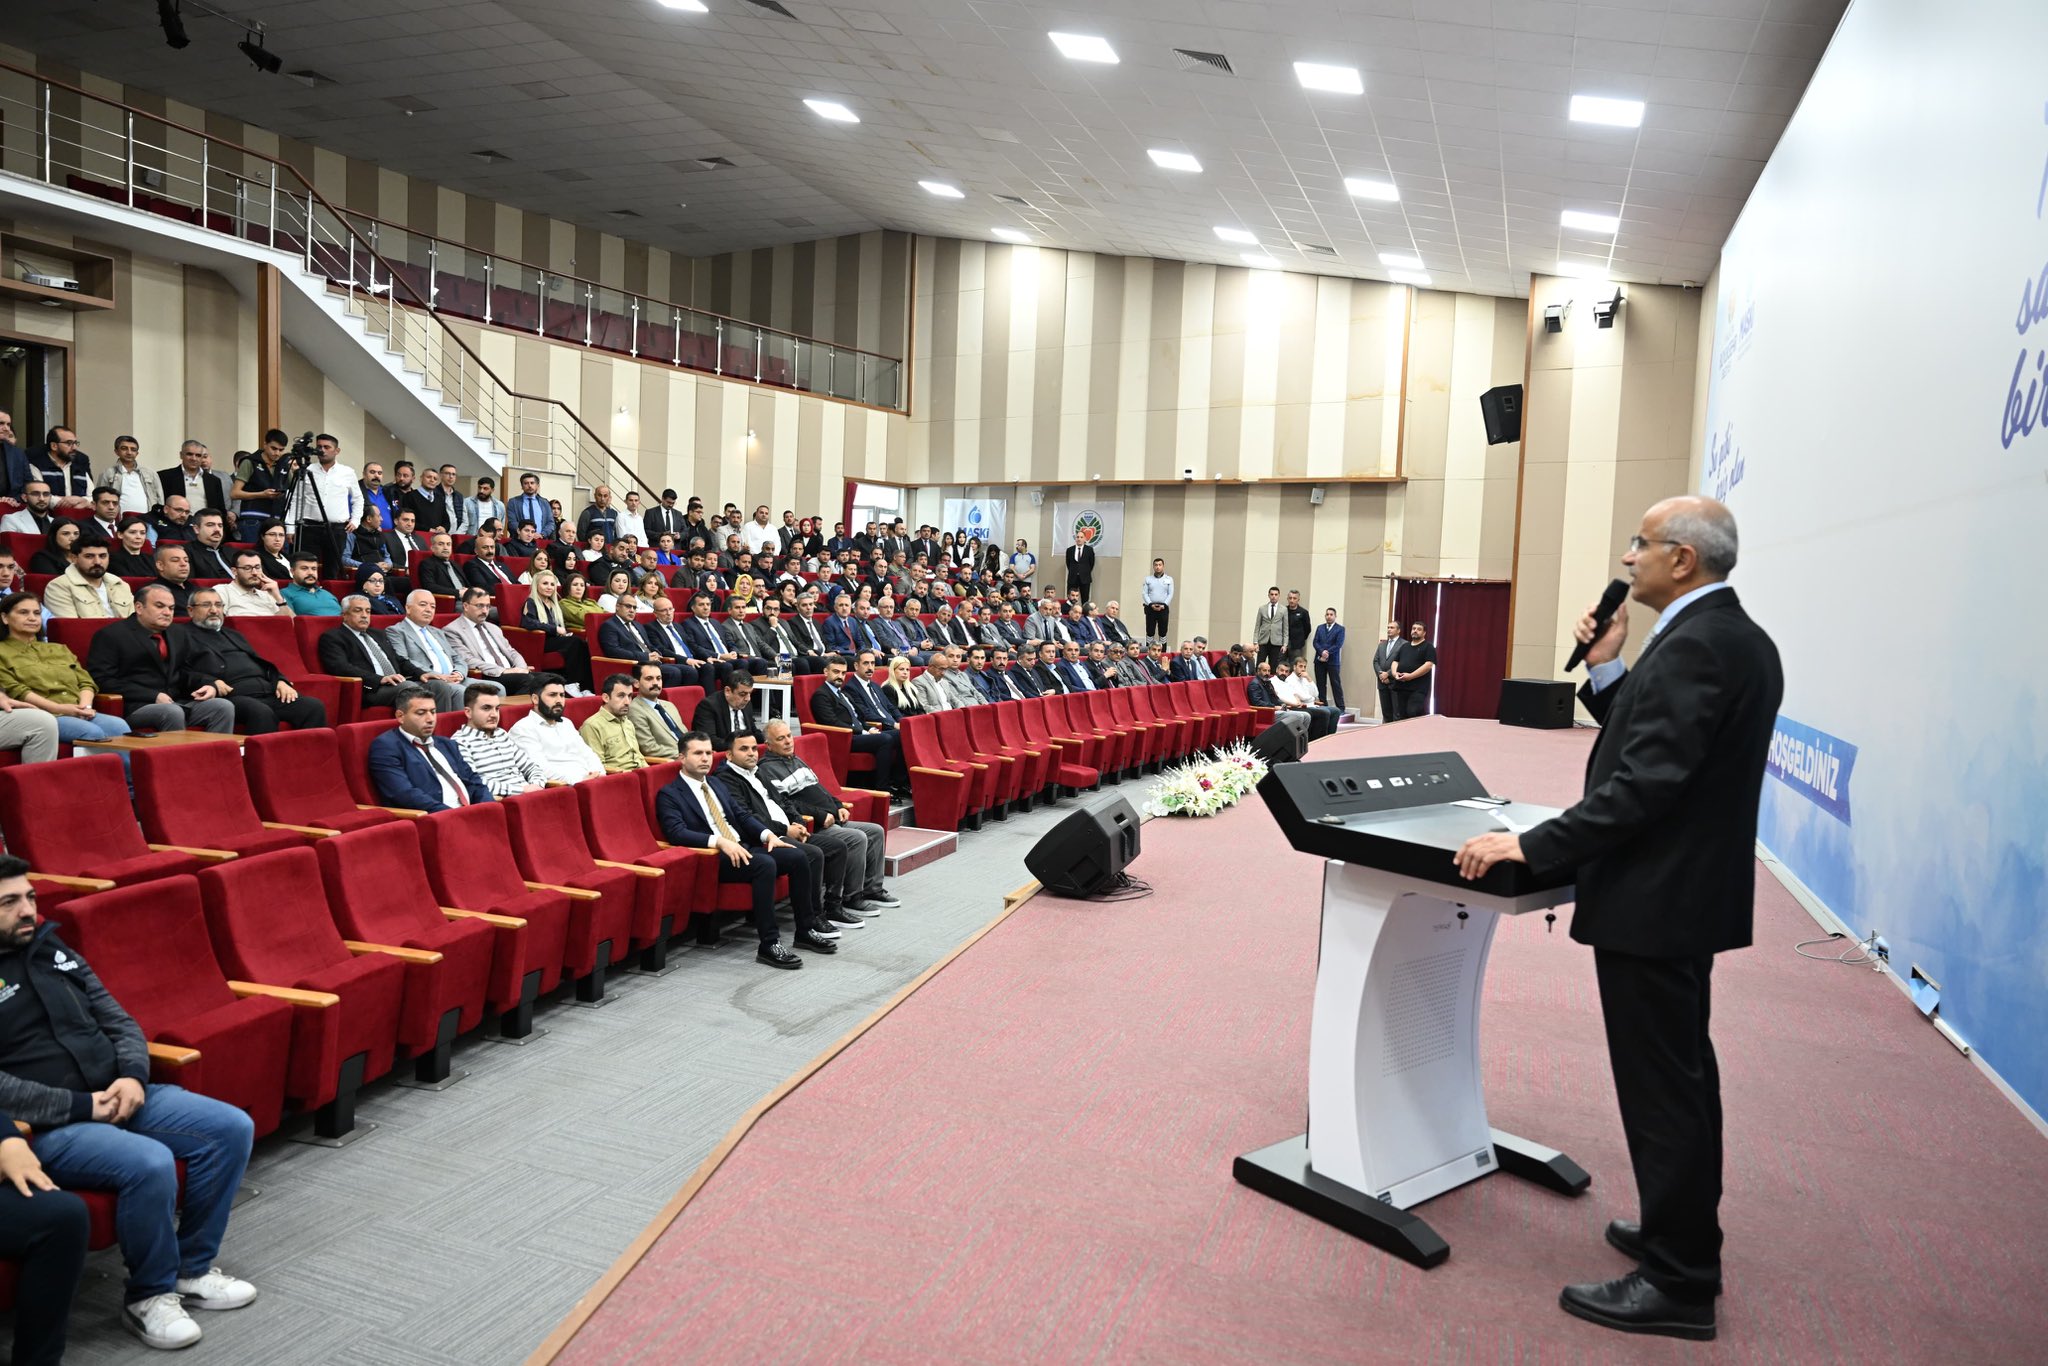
left=1555, top=258, right=1612, bottom=279
left=1242, top=252, right=1280, bottom=269
left=1389, top=271, right=1431, bottom=287
left=1214, top=226, right=1258, bottom=244
left=991, top=227, right=1031, bottom=243
left=1569, top=94, right=1645, bottom=128
left=919, top=180, right=966, bottom=198
left=1148, top=148, right=1202, bottom=173
left=1560, top=209, right=1620, bottom=234
left=1344, top=177, right=1399, bottom=202
left=1378, top=252, right=1423, bottom=269
left=804, top=99, right=858, bottom=123
left=655, top=0, right=708, bottom=11
left=1048, top=32, right=1118, bottom=64
left=1294, top=62, right=1363, bottom=95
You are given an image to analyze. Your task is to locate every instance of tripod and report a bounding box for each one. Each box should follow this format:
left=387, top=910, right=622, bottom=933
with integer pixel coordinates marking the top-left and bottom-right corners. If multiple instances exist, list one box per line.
left=283, top=448, right=346, bottom=578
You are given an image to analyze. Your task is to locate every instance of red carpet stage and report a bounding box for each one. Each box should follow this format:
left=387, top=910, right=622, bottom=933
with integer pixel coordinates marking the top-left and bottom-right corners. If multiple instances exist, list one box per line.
left=545, top=716, right=2048, bottom=1364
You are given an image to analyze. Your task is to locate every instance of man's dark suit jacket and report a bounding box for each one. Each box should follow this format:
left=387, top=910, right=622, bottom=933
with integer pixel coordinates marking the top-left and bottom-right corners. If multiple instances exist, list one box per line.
left=711, top=764, right=793, bottom=842
left=929, top=617, right=972, bottom=650
left=597, top=615, right=661, bottom=665
left=692, top=694, right=760, bottom=751
left=462, top=556, right=514, bottom=590
left=966, top=668, right=1004, bottom=703
left=174, top=624, right=288, bottom=694
left=1285, top=604, right=1313, bottom=651
left=367, top=727, right=492, bottom=811
left=416, top=556, right=464, bottom=598
left=0, top=442, right=31, bottom=499
left=317, top=624, right=418, bottom=695
left=1518, top=588, right=1783, bottom=959
left=186, top=543, right=234, bottom=580
left=1064, top=543, right=1095, bottom=592
left=656, top=774, right=745, bottom=849
left=1030, top=662, right=1068, bottom=695
left=158, top=468, right=228, bottom=513
left=84, top=617, right=196, bottom=708
left=403, top=488, right=450, bottom=532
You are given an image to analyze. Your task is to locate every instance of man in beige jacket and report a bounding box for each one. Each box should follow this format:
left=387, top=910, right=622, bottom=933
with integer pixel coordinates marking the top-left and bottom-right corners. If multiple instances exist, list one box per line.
left=41, top=537, right=134, bottom=619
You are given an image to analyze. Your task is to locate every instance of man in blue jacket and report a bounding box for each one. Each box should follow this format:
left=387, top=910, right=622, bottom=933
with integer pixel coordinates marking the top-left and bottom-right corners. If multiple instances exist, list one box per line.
left=0, top=410, right=32, bottom=500
left=368, top=685, right=494, bottom=810
left=1312, top=606, right=1347, bottom=711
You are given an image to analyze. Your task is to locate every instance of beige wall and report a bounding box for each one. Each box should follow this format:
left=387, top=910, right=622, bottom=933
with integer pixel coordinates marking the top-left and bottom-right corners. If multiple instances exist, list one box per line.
left=1510, top=276, right=1703, bottom=692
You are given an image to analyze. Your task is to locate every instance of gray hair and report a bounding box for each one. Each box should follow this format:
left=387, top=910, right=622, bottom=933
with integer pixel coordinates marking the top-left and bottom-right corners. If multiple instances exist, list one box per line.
left=1662, top=501, right=1739, bottom=577
left=340, top=594, right=371, bottom=611
left=762, top=718, right=793, bottom=740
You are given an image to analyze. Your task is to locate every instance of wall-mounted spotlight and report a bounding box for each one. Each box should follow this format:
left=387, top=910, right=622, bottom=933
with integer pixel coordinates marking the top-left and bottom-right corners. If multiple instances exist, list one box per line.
left=238, top=29, right=282, bottom=72
left=1592, top=289, right=1623, bottom=329
left=157, top=0, right=190, bottom=48
left=1543, top=301, right=1570, bottom=334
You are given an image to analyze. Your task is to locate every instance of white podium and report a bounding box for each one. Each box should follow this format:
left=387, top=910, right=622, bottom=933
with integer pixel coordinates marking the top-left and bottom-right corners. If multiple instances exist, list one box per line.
left=1239, top=755, right=1592, bottom=1267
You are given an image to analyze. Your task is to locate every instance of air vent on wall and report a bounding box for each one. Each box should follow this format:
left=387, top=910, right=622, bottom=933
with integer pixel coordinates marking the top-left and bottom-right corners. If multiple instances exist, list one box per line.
left=741, top=0, right=801, bottom=18
left=1173, top=48, right=1235, bottom=75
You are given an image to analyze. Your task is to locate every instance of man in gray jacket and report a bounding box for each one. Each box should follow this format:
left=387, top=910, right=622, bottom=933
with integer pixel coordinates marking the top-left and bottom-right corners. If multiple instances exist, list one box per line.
left=0, top=856, right=258, bottom=1349
left=757, top=720, right=899, bottom=919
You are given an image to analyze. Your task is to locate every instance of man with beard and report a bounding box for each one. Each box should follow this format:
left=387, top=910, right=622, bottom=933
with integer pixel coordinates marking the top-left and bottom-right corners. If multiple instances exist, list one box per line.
left=174, top=588, right=327, bottom=733
left=452, top=683, right=547, bottom=798
left=507, top=675, right=605, bottom=783
left=218, top=550, right=292, bottom=618
left=42, top=532, right=134, bottom=619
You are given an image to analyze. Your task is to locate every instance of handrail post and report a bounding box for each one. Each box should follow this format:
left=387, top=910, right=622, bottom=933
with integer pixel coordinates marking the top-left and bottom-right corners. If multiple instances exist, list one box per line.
left=534, top=271, right=544, bottom=336
left=629, top=299, right=639, bottom=357
left=672, top=311, right=682, bottom=367
left=755, top=331, right=764, bottom=383
left=124, top=110, right=135, bottom=206
left=583, top=284, right=593, bottom=346
left=303, top=193, right=315, bottom=272
left=199, top=137, right=209, bottom=224
left=267, top=162, right=278, bottom=248
left=714, top=319, right=724, bottom=376
left=859, top=353, right=869, bottom=405
left=483, top=256, right=494, bottom=326
left=38, top=81, right=51, bottom=184
left=428, top=242, right=438, bottom=309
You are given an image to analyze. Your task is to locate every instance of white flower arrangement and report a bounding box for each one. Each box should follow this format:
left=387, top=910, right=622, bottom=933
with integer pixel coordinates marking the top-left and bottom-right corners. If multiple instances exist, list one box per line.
left=1141, top=739, right=1271, bottom=818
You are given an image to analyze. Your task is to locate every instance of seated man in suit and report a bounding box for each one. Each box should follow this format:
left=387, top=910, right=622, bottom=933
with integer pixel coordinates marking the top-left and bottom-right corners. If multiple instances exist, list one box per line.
left=183, top=510, right=235, bottom=581
left=387, top=589, right=499, bottom=711
left=928, top=603, right=973, bottom=652
left=1083, top=641, right=1122, bottom=689
left=743, top=599, right=822, bottom=675
left=1054, top=642, right=1099, bottom=692
left=757, top=718, right=899, bottom=920
left=175, top=587, right=327, bottom=734
left=654, top=730, right=823, bottom=969
left=369, top=684, right=493, bottom=811
left=809, top=654, right=906, bottom=795
left=415, top=532, right=465, bottom=599
left=819, top=596, right=865, bottom=655
left=1029, top=640, right=1070, bottom=696
left=317, top=593, right=419, bottom=710
left=597, top=596, right=698, bottom=689
left=692, top=672, right=762, bottom=752
left=678, top=592, right=769, bottom=686
left=81, top=584, right=237, bottom=733
left=997, top=645, right=1042, bottom=699
left=1169, top=640, right=1216, bottom=681
left=963, top=646, right=1004, bottom=703
left=460, top=529, right=518, bottom=591
left=1247, top=661, right=1310, bottom=743
left=443, top=588, right=544, bottom=695
left=147, top=542, right=196, bottom=616
left=713, top=730, right=843, bottom=944
left=627, top=661, right=690, bottom=760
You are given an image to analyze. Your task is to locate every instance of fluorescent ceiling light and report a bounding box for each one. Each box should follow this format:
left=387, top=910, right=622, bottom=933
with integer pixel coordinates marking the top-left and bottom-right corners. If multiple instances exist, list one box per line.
left=1555, top=258, right=1612, bottom=279
left=1241, top=253, right=1281, bottom=269
left=1389, top=271, right=1431, bottom=287
left=1148, top=148, right=1202, bottom=173
left=1049, top=32, right=1118, bottom=64
left=919, top=180, right=966, bottom=198
left=1344, top=177, right=1399, bottom=202
left=1214, top=226, right=1258, bottom=244
left=1560, top=209, right=1620, bottom=234
left=1569, top=94, right=1645, bottom=128
left=804, top=99, right=858, bottom=123
left=1294, top=62, right=1363, bottom=95
left=655, top=0, right=708, bottom=11
left=1378, top=252, right=1423, bottom=269
left=991, top=227, right=1031, bottom=243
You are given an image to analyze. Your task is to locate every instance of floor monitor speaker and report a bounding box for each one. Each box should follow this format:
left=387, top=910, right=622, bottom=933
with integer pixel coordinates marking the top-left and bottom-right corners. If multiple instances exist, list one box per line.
left=1497, top=678, right=1576, bottom=729
left=1251, top=720, right=1306, bottom=766
left=1479, top=384, right=1523, bottom=444
left=1024, top=793, right=1142, bottom=898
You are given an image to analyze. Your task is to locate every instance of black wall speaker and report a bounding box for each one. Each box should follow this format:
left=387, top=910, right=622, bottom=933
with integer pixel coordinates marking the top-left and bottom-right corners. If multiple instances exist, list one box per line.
left=1025, top=793, right=1142, bottom=898
left=1497, top=678, right=1576, bottom=730
left=1250, top=720, right=1306, bottom=766
left=1479, top=384, right=1523, bottom=444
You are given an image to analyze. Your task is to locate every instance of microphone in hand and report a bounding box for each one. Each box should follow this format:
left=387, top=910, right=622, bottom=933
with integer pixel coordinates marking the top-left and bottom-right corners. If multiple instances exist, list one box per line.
left=1564, top=578, right=1631, bottom=672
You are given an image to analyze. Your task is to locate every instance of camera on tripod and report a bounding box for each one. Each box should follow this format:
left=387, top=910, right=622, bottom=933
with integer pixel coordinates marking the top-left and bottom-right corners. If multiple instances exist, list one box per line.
left=285, top=431, right=319, bottom=469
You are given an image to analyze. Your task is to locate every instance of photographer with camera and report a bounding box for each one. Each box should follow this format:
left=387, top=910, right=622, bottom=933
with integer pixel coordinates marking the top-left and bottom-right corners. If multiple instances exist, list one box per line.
left=231, top=429, right=293, bottom=542
left=281, top=433, right=359, bottom=579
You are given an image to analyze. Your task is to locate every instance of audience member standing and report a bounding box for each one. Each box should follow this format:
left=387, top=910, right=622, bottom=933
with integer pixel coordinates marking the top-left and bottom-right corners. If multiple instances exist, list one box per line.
left=1063, top=532, right=1096, bottom=598
left=1371, top=621, right=1402, bottom=723
left=95, top=434, right=165, bottom=517
left=29, top=428, right=93, bottom=508
left=1313, top=607, right=1347, bottom=712
left=157, top=440, right=226, bottom=515
left=282, top=435, right=359, bottom=578
left=1391, top=620, right=1436, bottom=720
left=1140, top=558, right=1174, bottom=646
left=0, top=409, right=31, bottom=498
left=1283, top=589, right=1312, bottom=665
left=1253, top=586, right=1288, bottom=674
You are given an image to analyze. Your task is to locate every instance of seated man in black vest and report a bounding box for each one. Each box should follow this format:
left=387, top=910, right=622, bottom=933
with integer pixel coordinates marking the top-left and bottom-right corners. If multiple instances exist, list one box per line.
left=173, top=588, right=328, bottom=733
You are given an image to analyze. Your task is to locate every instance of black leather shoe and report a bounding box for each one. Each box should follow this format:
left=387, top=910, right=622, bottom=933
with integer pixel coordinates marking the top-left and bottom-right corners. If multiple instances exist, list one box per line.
left=1560, top=1273, right=1714, bottom=1341
left=757, top=943, right=802, bottom=969
left=1605, top=1222, right=1723, bottom=1296
left=794, top=929, right=839, bottom=954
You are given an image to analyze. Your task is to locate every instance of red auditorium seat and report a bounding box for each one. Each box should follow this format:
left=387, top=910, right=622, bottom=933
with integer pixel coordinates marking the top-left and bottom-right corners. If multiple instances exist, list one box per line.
left=0, top=755, right=218, bottom=885
left=895, top=714, right=989, bottom=832
left=964, top=705, right=1046, bottom=808
left=575, top=772, right=704, bottom=971
left=633, top=762, right=793, bottom=945
left=1019, top=696, right=1107, bottom=774
left=49, top=878, right=295, bottom=1138
left=195, top=850, right=406, bottom=1141
left=244, top=728, right=413, bottom=832
left=414, top=802, right=576, bottom=1033
left=132, top=743, right=328, bottom=859
left=336, top=720, right=405, bottom=808
left=790, top=732, right=890, bottom=825
left=1061, top=694, right=1134, bottom=776
left=314, top=822, right=496, bottom=1084
left=1081, top=692, right=1147, bottom=774
left=1168, top=681, right=1226, bottom=752
left=1200, top=678, right=1259, bottom=742
left=935, top=708, right=1020, bottom=815
left=1126, top=686, right=1191, bottom=760
left=497, top=786, right=640, bottom=998
left=564, top=694, right=603, bottom=728
left=1009, top=699, right=1100, bottom=793
left=224, top=616, right=350, bottom=724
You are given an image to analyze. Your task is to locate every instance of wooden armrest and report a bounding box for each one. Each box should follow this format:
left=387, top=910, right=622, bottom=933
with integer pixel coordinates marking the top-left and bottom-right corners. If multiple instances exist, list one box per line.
left=544, top=780, right=568, bottom=787
left=591, top=860, right=662, bottom=878
left=28, top=872, right=116, bottom=892
left=358, top=804, right=427, bottom=819
left=147, top=1041, right=201, bottom=1067
left=329, top=672, right=365, bottom=683
left=846, top=788, right=892, bottom=800
left=342, top=939, right=445, bottom=964
left=524, top=881, right=603, bottom=901
left=805, top=722, right=852, bottom=735
left=653, top=839, right=674, bottom=848
left=908, top=766, right=965, bottom=780
left=261, top=821, right=340, bottom=837
left=149, top=843, right=238, bottom=863
left=443, top=907, right=527, bottom=929
left=228, top=980, right=341, bottom=1008
left=966, top=761, right=989, bottom=770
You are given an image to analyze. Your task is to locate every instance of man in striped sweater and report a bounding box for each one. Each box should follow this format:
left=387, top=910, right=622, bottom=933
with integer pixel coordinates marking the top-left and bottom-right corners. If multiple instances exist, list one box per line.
left=452, top=684, right=547, bottom=797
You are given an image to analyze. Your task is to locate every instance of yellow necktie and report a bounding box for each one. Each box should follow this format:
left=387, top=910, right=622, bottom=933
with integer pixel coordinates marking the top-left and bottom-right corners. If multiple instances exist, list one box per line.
left=698, top=779, right=738, bottom=841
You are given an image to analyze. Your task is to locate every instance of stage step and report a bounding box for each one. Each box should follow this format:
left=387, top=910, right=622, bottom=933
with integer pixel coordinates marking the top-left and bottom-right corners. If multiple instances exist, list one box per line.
left=884, top=826, right=958, bottom=877
left=884, top=801, right=913, bottom=830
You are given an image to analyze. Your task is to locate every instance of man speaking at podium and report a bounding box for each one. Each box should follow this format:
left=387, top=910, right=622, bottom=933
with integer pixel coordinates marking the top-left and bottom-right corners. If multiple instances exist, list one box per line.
left=1453, top=495, right=1782, bottom=1342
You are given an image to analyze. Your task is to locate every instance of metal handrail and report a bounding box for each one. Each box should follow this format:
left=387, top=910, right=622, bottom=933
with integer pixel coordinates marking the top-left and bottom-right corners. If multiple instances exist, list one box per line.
left=0, top=59, right=905, bottom=411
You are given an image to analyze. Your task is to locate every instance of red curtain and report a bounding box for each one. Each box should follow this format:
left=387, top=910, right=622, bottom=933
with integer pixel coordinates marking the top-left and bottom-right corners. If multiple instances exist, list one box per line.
left=1388, top=579, right=1512, bottom=720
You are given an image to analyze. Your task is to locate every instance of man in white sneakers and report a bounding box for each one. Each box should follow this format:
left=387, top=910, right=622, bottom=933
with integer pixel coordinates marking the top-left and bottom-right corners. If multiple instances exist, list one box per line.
left=0, top=856, right=257, bottom=1350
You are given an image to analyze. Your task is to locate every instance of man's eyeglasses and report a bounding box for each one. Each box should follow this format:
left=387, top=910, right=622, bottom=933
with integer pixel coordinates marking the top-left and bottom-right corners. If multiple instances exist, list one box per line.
left=1627, top=535, right=1682, bottom=554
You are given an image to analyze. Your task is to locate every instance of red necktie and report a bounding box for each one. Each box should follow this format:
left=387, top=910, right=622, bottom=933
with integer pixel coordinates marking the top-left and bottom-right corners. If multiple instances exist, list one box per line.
left=154, top=634, right=168, bottom=660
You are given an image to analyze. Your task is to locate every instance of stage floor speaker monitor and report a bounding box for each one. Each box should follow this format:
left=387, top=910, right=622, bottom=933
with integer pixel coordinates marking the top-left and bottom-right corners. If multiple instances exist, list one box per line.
left=1251, top=720, right=1306, bottom=766
left=1025, top=793, right=1142, bottom=897
left=1479, top=384, right=1523, bottom=444
left=1498, top=678, right=1575, bottom=729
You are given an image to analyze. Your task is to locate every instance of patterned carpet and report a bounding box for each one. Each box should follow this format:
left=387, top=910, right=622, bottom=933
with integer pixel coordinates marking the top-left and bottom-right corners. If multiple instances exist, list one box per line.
left=553, top=716, right=2048, bottom=1364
